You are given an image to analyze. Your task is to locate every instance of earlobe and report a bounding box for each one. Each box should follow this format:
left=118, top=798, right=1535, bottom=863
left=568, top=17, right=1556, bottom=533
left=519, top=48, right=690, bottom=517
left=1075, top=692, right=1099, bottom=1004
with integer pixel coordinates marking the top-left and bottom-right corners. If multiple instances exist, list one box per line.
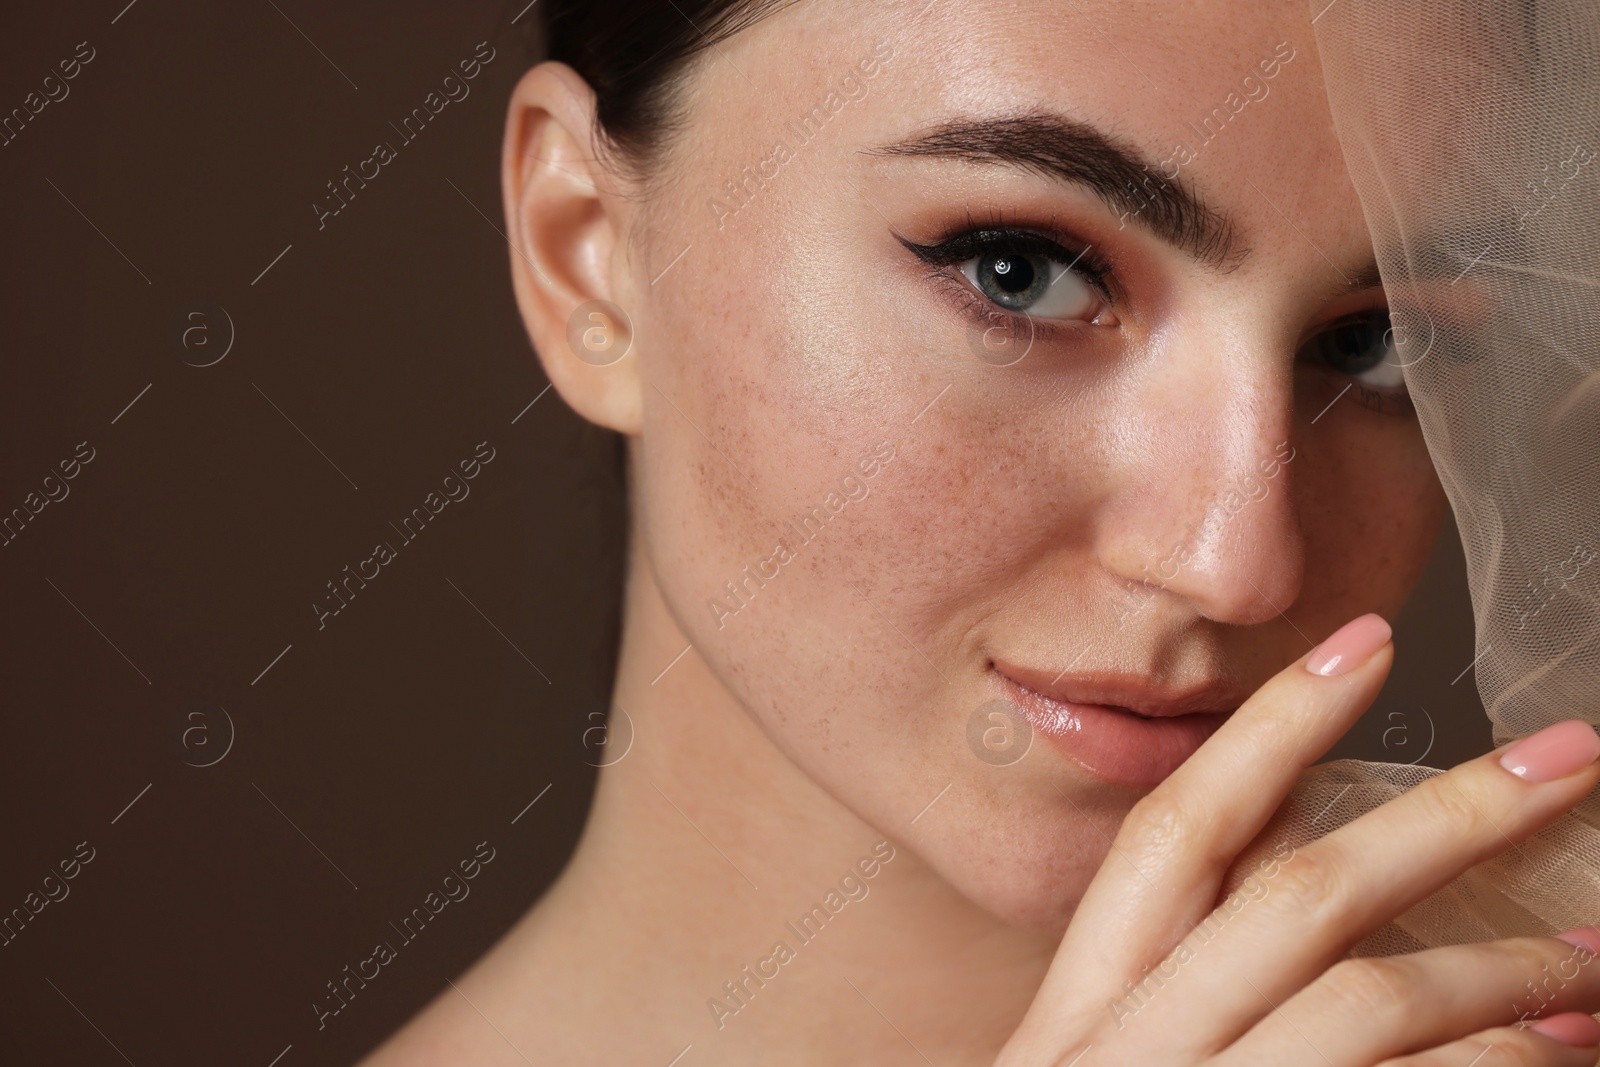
left=501, top=61, right=643, bottom=435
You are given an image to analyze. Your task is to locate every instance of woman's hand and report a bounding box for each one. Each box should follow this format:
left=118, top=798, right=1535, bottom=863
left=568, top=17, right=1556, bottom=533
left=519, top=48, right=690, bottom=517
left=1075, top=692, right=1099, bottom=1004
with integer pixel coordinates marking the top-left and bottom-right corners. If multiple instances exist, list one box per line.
left=996, top=613, right=1600, bottom=1066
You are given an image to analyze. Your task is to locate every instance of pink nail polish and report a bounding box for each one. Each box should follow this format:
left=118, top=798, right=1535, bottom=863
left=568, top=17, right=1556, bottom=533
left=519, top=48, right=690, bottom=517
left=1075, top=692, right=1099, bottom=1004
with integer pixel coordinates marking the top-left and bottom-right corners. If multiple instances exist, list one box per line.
left=1530, top=1011, right=1600, bottom=1047
left=1498, top=720, right=1600, bottom=782
left=1304, top=614, right=1392, bottom=677
left=1554, top=925, right=1600, bottom=956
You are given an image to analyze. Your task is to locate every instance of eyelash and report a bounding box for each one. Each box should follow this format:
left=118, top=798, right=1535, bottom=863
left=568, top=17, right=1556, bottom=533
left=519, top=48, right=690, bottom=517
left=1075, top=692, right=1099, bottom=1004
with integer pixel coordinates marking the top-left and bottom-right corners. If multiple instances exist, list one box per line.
left=1350, top=383, right=1414, bottom=416
left=1300, top=311, right=1415, bottom=417
left=1336, top=375, right=1414, bottom=417
left=898, top=216, right=1414, bottom=420
left=896, top=214, right=1116, bottom=341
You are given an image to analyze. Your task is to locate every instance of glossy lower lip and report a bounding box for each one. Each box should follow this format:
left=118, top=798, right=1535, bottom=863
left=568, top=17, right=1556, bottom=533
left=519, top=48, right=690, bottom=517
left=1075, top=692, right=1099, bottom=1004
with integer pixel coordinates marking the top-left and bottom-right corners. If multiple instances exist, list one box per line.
left=993, top=669, right=1231, bottom=789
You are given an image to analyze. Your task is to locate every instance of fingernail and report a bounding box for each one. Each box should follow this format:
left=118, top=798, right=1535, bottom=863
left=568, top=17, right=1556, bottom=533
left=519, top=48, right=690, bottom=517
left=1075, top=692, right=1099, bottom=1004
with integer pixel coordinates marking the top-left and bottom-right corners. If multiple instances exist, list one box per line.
left=1553, top=925, right=1600, bottom=956
left=1497, top=720, right=1600, bottom=782
left=1305, top=614, right=1391, bottom=677
left=1530, top=1011, right=1600, bottom=1047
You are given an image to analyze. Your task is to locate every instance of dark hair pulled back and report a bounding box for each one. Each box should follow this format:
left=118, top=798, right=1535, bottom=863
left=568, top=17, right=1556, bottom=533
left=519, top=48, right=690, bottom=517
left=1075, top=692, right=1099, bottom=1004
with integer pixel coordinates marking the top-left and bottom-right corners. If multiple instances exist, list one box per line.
left=521, top=1, right=801, bottom=180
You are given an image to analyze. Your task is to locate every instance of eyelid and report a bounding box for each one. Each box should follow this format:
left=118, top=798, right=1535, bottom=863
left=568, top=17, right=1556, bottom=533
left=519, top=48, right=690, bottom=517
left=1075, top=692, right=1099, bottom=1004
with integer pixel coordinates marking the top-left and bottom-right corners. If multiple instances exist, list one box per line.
left=897, top=229, right=1122, bottom=348
left=1298, top=308, right=1415, bottom=417
left=1299, top=306, right=1390, bottom=343
left=1347, top=382, right=1415, bottom=416
left=915, top=259, right=1092, bottom=347
left=897, top=227, right=1116, bottom=304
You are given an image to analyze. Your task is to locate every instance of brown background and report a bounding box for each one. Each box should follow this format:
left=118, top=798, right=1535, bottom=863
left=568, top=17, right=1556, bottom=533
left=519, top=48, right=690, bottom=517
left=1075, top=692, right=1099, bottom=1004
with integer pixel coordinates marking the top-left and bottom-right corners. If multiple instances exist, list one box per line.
left=0, top=2, right=1486, bottom=1064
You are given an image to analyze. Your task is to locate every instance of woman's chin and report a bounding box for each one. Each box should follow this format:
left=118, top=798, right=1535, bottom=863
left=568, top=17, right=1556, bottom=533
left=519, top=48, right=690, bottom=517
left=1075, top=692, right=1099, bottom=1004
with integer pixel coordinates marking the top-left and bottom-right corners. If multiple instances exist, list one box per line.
left=909, top=809, right=1127, bottom=934
left=965, top=856, right=1103, bottom=934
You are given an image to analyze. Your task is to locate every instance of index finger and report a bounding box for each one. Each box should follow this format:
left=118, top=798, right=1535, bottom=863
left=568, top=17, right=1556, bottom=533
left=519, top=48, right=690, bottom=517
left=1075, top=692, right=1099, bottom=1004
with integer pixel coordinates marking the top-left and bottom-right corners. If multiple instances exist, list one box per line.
left=1009, top=613, right=1395, bottom=1043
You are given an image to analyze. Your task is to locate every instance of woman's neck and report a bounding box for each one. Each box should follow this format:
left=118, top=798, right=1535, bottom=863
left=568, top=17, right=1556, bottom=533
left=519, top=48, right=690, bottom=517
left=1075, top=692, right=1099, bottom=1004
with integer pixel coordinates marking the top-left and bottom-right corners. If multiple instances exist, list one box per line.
left=367, top=537, right=1056, bottom=1065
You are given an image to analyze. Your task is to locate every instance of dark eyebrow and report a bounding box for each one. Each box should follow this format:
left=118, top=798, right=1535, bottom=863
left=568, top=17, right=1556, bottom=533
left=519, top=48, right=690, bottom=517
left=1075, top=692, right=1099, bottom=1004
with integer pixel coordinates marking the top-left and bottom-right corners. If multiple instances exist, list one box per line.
left=862, top=111, right=1248, bottom=272
left=1345, top=260, right=1384, bottom=291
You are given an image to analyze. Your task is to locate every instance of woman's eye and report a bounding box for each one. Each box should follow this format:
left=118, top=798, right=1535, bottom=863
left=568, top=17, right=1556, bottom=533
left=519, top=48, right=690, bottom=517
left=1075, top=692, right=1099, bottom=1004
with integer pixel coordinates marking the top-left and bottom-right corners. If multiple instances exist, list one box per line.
left=1301, top=310, right=1408, bottom=392
left=958, top=249, right=1100, bottom=320
left=898, top=228, right=1114, bottom=327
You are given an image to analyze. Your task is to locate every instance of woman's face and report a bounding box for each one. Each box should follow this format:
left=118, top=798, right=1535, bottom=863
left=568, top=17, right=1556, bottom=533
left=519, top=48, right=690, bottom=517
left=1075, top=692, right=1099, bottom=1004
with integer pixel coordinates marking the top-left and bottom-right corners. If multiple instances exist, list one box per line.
left=590, top=0, right=1445, bottom=929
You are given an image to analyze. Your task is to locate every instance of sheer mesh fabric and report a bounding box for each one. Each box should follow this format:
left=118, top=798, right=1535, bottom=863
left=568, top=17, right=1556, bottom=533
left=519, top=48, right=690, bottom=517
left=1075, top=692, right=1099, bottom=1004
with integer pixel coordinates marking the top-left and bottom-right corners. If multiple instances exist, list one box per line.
left=1239, top=0, right=1600, bottom=958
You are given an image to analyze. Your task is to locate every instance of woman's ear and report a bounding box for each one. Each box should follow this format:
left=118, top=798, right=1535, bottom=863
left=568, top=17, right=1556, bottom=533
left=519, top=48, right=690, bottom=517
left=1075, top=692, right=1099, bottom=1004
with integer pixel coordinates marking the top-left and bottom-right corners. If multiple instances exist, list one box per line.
left=501, top=61, right=642, bottom=435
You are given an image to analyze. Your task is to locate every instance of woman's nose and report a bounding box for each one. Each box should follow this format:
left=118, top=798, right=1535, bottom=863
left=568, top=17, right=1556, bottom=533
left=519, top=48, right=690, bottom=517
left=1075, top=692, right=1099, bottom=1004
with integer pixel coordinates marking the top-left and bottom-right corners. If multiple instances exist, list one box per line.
left=1093, top=345, right=1305, bottom=627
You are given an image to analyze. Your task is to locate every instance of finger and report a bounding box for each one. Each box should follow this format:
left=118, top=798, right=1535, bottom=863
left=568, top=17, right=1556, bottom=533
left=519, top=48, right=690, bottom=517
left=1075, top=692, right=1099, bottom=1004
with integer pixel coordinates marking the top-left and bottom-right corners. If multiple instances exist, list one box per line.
left=1371, top=1018, right=1600, bottom=1067
left=1126, top=719, right=1600, bottom=1055
left=1012, top=613, right=1395, bottom=1043
left=1219, top=934, right=1600, bottom=1065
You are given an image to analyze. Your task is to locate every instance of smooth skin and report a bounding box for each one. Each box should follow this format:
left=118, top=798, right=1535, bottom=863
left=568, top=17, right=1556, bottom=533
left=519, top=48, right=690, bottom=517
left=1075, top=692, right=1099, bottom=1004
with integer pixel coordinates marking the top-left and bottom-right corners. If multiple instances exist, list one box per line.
left=359, top=0, right=1600, bottom=1063
left=997, top=629, right=1600, bottom=1064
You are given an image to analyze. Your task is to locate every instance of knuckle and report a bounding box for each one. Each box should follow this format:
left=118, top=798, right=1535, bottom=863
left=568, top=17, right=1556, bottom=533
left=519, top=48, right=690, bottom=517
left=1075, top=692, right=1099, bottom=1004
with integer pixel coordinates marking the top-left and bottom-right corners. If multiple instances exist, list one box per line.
left=1252, top=843, right=1354, bottom=926
left=1115, top=791, right=1199, bottom=859
left=1503, top=938, right=1574, bottom=988
left=1412, top=774, right=1496, bottom=840
left=1315, top=957, right=1417, bottom=1021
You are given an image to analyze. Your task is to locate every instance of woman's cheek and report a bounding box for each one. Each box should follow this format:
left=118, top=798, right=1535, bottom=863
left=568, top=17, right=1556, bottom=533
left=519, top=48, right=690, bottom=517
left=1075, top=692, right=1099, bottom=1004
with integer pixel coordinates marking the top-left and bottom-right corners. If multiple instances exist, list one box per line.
left=1297, top=417, right=1447, bottom=625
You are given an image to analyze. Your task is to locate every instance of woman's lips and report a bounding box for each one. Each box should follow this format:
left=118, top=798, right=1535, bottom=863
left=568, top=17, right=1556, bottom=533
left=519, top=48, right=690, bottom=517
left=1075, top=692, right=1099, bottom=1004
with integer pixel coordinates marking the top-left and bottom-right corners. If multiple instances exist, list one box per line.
left=990, top=663, right=1236, bottom=789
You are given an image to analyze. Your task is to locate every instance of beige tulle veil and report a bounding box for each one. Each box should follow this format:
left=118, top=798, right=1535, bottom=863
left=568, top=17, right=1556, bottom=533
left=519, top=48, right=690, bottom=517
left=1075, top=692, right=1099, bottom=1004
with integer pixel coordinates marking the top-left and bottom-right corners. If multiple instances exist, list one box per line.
left=1271, top=0, right=1600, bottom=956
